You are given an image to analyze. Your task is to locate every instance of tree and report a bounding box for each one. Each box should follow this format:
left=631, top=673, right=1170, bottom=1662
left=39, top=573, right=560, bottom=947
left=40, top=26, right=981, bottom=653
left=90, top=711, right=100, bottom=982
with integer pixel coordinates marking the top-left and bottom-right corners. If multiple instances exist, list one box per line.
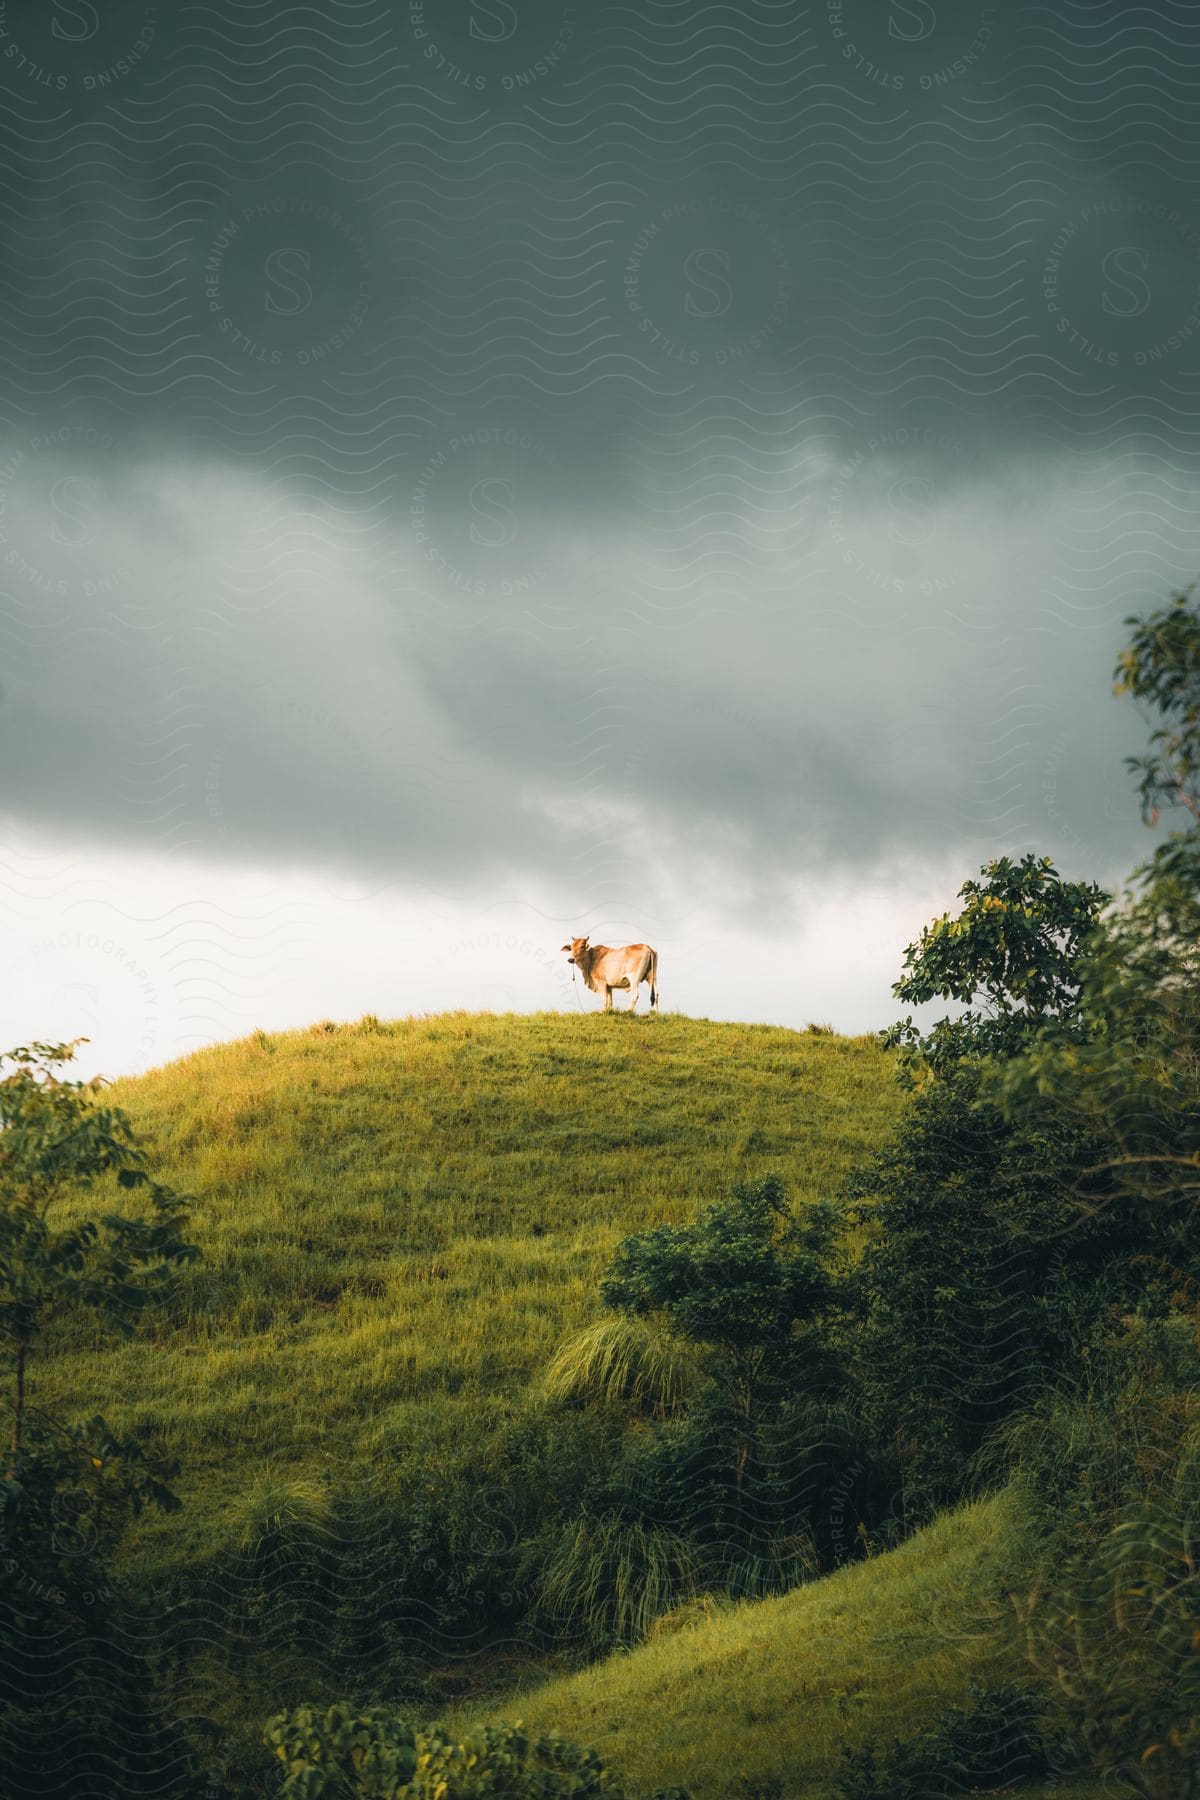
left=992, top=591, right=1200, bottom=1240
left=0, top=1040, right=199, bottom=1798
left=983, top=592, right=1200, bottom=1792
left=0, top=1039, right=197, bottom=1451
left=580, top=1175, right=865, bottom=1595
left=1116, top=586, right=1200, bottom=831
left=600, top=1173, right=839, bottom=1488
left=882, top=854, right=1109, bottom=1082
left=846, top=1060, right=1119, bottom=1520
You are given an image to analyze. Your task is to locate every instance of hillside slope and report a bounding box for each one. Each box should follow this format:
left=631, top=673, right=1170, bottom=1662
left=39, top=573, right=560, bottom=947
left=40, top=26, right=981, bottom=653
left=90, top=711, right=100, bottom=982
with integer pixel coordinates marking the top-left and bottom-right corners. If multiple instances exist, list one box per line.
left=462, top=1491, right=1098, bottom=1800
left=37, top=1011, right=901, bottom=1571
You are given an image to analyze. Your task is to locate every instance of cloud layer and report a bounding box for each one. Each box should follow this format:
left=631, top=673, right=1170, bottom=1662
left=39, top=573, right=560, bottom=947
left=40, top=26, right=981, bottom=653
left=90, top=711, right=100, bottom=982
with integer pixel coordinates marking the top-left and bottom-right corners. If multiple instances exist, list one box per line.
left=3, top=2, right=1198, bottom=1061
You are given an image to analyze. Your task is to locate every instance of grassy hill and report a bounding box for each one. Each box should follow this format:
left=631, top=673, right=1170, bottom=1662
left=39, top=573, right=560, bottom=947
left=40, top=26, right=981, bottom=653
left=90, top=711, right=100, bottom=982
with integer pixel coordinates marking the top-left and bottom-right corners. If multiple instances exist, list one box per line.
left=38, top=1010, right=902, bottom=1577
left=457, top=1491, right=1100, bottom=1800
left=27, top=1012, right=1109, bottom=1795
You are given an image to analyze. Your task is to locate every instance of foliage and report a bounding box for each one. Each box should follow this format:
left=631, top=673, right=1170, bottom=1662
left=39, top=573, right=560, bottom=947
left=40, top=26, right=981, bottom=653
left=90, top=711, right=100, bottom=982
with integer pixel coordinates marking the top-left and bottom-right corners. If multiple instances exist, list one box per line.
left=600, top=1174, right=842, bottom=1481
left=0, top=1040, right=197, bottom=1794
left=0, top=1416, right=193, bottom=1797
left=1010, top=1314, right=1200, bottom=1799
left=991, top=593, right=1200, bottom=1239
left=882, top=854, right=1108, bottom=1081
left=581, top=1175, right=859, bottom=1607
left=844, top=1055, right=1130, bottom=1520
left=601, top=1174, right=837, bottom=1359
left=864, top=592, right=1200, bottom=1528
left=264, top=1701, right=691, bottom=1797
left=0, top=1039, right=197, bottom=1450
left=834, top=1681, right=1053, bottom=1799
left=989, top=862, right=1200, bottom=1243
left=1116, top=587, right=1200, bottom=833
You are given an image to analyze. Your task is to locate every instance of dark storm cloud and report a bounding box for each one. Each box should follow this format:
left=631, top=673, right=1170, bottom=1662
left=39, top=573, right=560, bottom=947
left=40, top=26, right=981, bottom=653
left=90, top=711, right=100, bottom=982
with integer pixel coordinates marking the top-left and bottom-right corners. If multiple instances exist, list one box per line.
left=3, top=0, right=1199, bottom=913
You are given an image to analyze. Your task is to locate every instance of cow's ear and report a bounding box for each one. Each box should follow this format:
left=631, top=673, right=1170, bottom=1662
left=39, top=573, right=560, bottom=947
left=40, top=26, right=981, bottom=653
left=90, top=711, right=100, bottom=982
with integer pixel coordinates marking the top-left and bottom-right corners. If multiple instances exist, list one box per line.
left=561, top=942, right=571, bottom=952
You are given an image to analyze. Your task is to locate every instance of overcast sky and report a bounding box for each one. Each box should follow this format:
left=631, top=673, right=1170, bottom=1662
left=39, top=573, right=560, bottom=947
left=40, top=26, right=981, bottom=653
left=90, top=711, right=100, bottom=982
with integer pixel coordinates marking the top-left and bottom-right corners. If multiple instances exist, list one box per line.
left=3, top=1, right=1199, bottom=1077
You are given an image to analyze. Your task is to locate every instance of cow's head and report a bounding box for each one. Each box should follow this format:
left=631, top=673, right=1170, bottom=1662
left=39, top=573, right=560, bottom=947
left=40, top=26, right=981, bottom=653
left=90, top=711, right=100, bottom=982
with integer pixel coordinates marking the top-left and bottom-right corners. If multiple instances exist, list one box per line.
left=561, top=935, right=589, bottom=966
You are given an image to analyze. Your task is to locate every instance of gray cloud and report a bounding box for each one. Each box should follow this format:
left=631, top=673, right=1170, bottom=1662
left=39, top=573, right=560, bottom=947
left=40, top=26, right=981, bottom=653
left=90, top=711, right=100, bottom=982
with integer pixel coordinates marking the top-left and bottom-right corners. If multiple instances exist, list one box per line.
left=2, top=0, right=1197, bottom=957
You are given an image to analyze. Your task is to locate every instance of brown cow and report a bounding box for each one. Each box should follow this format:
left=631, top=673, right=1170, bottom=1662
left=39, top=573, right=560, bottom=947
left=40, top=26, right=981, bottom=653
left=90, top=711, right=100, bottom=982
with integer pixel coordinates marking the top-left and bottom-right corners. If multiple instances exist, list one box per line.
left=561, top=936, right=659, bottom=1012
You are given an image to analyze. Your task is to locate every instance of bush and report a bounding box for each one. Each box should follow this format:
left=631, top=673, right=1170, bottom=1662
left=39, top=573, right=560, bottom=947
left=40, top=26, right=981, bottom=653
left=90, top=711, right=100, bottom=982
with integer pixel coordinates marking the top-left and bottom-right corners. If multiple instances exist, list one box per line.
left=846, top=1059, right=1136, bottom=1520
left=264, top=1702, right=693, bottom=1797
left=0, top=1421, right=195, bottom=1798
left=1011, top=1314, right=1200, bottom=1798
left=835, top=1682, right=1053, bottom=1799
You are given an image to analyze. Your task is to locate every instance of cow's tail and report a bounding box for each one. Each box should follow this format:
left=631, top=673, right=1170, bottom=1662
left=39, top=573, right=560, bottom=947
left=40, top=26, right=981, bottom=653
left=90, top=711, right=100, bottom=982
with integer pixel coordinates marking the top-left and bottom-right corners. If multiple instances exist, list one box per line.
left=649, top=949, right=659, bottom=1011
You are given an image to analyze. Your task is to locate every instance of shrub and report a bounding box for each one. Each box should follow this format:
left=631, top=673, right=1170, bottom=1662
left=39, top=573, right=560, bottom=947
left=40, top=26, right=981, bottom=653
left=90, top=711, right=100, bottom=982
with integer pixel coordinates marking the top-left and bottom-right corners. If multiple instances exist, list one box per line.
left=846, top=1059, right=1132, bottom=1520
left=0, top=1421, right=195, bottom=1798
left=264, top=1702, right=693, bottom=1797
left=835, top=1681, right=1053, bottom=1799
left=1010, top=1315, right=1200, bottom=1798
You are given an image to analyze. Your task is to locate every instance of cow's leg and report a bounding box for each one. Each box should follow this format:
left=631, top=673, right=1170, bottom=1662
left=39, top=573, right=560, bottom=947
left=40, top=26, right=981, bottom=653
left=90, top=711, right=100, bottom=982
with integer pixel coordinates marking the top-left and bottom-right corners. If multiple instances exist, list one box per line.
left=628, top=980, right=639, bottom=1012
left=603, top=986, right=613, bottom=1012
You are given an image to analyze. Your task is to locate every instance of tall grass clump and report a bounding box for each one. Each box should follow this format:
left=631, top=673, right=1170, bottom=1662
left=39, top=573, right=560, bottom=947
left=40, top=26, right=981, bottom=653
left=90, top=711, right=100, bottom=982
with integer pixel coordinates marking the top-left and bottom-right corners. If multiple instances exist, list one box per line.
left=536, top=1513, right=703, bottom=1649
left=543, top=1315, right=700, bottom=1418
left=234, top=1473, right=338, bottom=1568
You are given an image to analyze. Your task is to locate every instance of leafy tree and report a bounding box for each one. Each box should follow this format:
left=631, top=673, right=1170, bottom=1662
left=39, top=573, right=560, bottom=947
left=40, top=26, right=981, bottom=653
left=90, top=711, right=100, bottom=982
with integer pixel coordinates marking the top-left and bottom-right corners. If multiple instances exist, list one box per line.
left=0, top=1039, right=198, bottom=1797
left=544, top=1176, right=870, bottom=1613
left=0, top=1039, right=197, bottom=1450
left=979, top=592, right=1200, bottom=1793
left=856, top=849, right=1119, bottom=1515
left=882, top=855, right=1108, bottom=1082
left=1009, top=1314, right=1200, bottom=1800
left=600, top=1174, right=840, bottom=1489
left=0, top=1418, right=192, bottom=1798
left=1116, top=586, right=1200, bottom=832
left=845, top=1060, right=1121, bottom=1520
left=993, top=591, right=1200, bottom=1240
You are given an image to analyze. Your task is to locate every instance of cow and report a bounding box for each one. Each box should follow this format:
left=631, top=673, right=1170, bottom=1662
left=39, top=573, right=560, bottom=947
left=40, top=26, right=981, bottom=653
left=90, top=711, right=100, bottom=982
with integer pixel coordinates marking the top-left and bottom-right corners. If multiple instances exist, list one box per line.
left=561, top=936, right=659, bottom=1012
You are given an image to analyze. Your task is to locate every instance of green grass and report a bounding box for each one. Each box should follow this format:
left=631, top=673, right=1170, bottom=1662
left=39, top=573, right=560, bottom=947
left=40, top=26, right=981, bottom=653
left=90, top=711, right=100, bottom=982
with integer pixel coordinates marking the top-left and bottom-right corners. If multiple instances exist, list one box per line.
left=454, top=1490, right=1102, bottom=1799
left=36, top=1009, right=901, bottom=1576
left=28, top=1012, right=1115, bottom=1795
